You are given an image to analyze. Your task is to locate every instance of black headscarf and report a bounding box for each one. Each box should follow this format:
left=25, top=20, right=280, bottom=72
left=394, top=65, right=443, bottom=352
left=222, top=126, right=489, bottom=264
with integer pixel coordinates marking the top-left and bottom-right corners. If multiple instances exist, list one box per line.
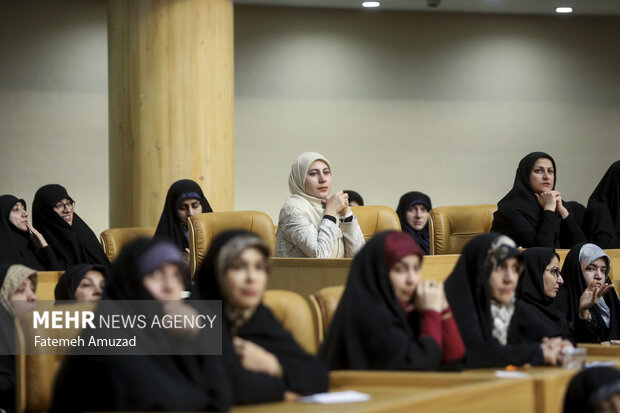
left=319, top=231, right=450, bottom=371
left=0, top=195, right=58, bottom=271
left=194, top=230, right=328, bottom=403
left=563, top=367, right=620, bottom=413
left=396, top=191, right=433, bottom=255
left=343, top=190, right=364, bottom=206
left=32, top=184, right=109, bottom=269
left=54, top=264, right=108, bottom=301
left=565, top=201, right=586, bottom=231
left=518, top=248, right=571, bottom=340
left=154, top=179, right=213, bottom=250
left=444, top=233, right=541, bottom=368
left=50, top=238, right=232, bottom=413
left=556, top=243, right=620, bottom=343
left=491, top=152, right=586, bottom=248
left=584, top=161, right=620, bottom=248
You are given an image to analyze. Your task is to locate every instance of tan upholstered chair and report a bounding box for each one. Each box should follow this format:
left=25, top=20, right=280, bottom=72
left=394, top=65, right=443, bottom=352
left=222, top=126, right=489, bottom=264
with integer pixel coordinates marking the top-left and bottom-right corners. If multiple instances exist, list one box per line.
left=100, top=226, right=156, bottom=262
left=188, top=211, right=276, bottom=275
left=429, top=204, right=497, bottom=255
left=263, top=290, right=318, bottom=354
left=309, top=285, right=345, bottom=345
left=16, top=302, right=96, bottom=413
left=36, top=272, right=63, bottom=301
left=351, top=205, right=401, bottom=241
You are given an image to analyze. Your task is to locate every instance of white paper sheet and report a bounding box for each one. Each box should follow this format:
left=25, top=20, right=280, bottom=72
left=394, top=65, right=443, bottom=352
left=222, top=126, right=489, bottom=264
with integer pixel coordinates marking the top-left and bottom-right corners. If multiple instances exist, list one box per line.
left=494, top=370, right=530, bottom=378
left=298, top=390, right=371, bottom=404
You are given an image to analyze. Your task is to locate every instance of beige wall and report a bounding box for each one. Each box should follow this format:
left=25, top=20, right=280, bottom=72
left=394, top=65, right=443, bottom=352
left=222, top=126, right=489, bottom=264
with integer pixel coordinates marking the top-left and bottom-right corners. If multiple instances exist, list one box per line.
left=234, top=7, right=620, bottom=222
left=0, top=0, right=109, bottom=236
left=1, top=3, right=619, bottom=236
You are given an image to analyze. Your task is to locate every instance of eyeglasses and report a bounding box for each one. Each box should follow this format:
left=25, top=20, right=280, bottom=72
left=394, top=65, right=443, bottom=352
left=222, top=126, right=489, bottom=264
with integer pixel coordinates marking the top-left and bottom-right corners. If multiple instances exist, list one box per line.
left=53, top=200, right=75, bottom=211
left=545, top=266, right=562, bottom=278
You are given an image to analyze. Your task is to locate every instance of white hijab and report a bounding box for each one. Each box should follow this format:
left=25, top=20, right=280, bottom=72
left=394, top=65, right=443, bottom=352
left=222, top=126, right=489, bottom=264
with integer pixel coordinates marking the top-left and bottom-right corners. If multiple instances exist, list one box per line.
left=286, top=152, right=335, bottom=227
left=579, top=243, right=612, bottom=328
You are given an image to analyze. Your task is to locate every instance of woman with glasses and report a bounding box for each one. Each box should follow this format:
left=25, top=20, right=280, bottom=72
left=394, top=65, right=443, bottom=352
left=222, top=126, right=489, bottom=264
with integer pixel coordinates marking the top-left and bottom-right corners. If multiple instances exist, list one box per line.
left=445, top=233, right=570, bottom=368
left=0, top=194, right=60, bottom=270
left=32, top=184, right=110, bottom=269
left=519, top=248, right=572, bottom=341
left=558, top=243, right=620, bottom=343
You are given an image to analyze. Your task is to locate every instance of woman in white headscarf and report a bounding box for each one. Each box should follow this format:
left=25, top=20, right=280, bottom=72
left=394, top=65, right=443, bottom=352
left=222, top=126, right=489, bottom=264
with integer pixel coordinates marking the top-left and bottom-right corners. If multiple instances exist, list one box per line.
left=275, top=152, right=365, bottom=258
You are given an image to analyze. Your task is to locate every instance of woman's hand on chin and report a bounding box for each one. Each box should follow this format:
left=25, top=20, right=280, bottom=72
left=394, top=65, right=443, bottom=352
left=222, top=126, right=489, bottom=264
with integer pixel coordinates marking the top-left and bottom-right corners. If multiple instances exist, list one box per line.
left=323, top=191, right=349, bottom=217
left=27, top=222, right=48, bottom=248
left=535, top=191, right=559, bottom=212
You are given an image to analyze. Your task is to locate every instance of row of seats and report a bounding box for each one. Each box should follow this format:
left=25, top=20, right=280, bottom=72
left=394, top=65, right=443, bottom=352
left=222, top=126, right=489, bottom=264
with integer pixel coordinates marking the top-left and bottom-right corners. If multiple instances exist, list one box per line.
left=31, top=245, right=620, bottom=355
left=18, top=245, right=620, bottom=412
left=100, top=204, right=499, bottom=266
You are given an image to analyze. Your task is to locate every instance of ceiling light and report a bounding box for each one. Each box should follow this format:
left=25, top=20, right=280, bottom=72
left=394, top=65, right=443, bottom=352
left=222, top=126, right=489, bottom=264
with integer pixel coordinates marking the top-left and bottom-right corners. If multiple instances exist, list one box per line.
left=556, top=7, right=573, bottom=13
left=362, top=2, right=380, bottom=8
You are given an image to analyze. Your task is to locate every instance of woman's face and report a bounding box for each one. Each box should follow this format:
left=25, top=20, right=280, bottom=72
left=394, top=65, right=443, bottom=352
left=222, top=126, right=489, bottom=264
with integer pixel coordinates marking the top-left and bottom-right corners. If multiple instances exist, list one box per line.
left=529, top=158, right=555, bottom=194
left=304, top=160, right=331, bottom=199
left=406, top=204, right=429, bottom=231
left=143, top=263, right=184, bottom=301
left=74, top=270, right=105, bottom=301
left=542, top=255, right=563, bottom=298
left=389, top=254, right=421, bottom=303
left=223, top=247, right=268, bottom=311
left=177, top=198, right=203, bottom=226
left=488, top=257, right=521, bottom=304
left=9, top=201, right=29, bottom=232
left=10, top=277, right=36, bottom=317
left=582, top=257, right=608, bottom=288
left=53, top=198, right=74, bottom=226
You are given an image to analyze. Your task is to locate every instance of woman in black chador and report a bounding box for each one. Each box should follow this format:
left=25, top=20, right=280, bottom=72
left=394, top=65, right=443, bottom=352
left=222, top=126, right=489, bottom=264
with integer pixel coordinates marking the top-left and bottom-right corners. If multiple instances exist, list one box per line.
left=563, top=367, right=620, bottom=413
left=194, top=230, right=329, bottom=405
left=0, top=194, right=59, bottom=270
left=583, top=161, right=620, bottom=248
left=519, top=248, right=571, bottom=341
left=51, top=238, right=232, bottom=412
left=491, top=152, right=586, bottom=248
left=319, top=231, right=465, bottom=371
left=32, top=184, right=109, bottom=269
left=445, top=233, right=570, bottom=368
left=396, top=191, right=433, bottom=255
left=154, top=179, right=213, bottom=252
left=54, top=264, right=107, bottom=301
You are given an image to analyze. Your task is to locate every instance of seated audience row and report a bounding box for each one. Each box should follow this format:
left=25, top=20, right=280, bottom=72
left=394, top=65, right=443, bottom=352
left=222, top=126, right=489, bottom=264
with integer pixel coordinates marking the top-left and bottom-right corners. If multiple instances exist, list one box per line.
left=1, top=154, right=617, bottom=271
left=50, top=232, right=328, bottom=412
left=1, top=227, right=619, bottom=412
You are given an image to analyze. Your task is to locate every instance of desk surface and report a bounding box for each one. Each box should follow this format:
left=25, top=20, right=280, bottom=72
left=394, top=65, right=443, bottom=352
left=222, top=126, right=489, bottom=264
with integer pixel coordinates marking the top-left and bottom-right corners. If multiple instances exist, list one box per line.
left=231, top=370, right=535, bottom=413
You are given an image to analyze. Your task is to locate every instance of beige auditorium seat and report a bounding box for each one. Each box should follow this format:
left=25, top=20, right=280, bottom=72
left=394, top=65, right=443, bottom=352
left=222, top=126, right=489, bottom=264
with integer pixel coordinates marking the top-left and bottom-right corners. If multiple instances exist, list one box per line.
left=100, top=226, right=156, bottom=262
left=351, top=205, right=401, bottom=241
left=429, top=204, right=497, bottom=255
left=263, top=290, right=318, bottom=354
left=309, top=285, right=345, bottom=344
left=36, top=272, right=63, bottom=301
left=189, top=211, right=276, bottom=275
left=16, top=302, right=96, bottom=413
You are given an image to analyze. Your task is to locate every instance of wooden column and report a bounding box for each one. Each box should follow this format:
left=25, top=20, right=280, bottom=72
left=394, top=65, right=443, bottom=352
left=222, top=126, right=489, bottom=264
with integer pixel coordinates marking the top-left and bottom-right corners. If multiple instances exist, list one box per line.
left=107, top=0, right=234, bottom=228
